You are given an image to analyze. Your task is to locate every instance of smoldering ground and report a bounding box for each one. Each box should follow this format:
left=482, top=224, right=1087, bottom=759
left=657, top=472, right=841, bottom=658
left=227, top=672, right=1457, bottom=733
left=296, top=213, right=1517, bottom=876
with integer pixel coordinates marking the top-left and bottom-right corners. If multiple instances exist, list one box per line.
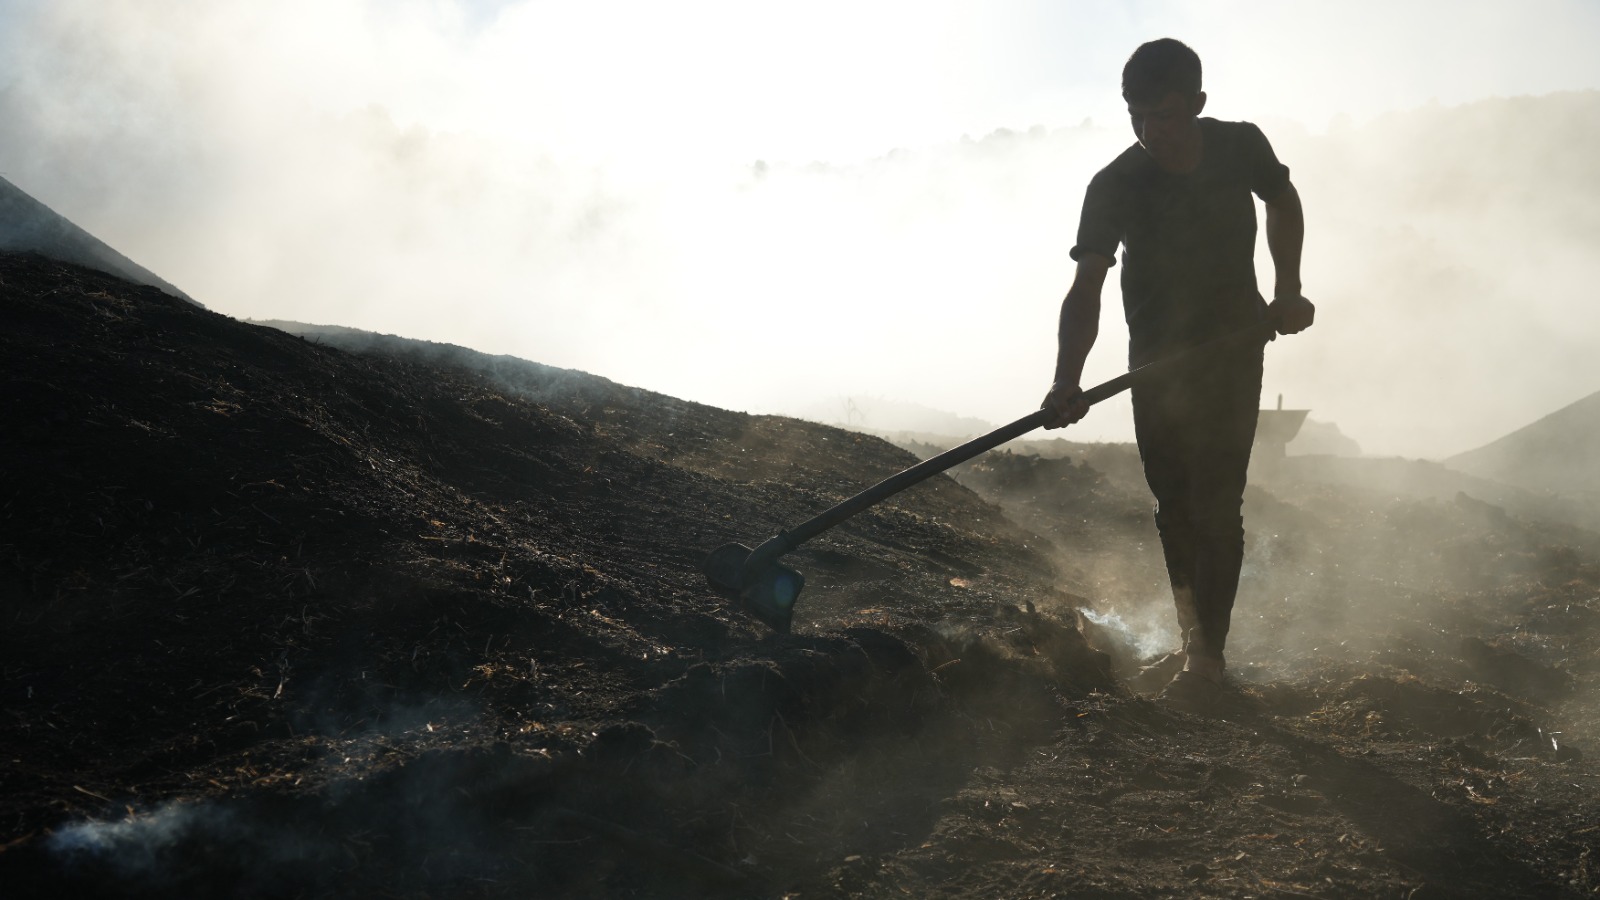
left=938, top=436, right=1599, bottom=732
left=7, top=250, right=1600, bottom=897
left=0, top=254, right=1110, bottom=897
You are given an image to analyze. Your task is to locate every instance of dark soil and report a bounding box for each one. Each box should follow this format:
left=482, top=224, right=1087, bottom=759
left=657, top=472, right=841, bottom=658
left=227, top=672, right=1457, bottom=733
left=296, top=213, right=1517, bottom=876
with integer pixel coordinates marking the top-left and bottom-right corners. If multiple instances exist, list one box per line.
left=3, top=251, right=1598, bottom=898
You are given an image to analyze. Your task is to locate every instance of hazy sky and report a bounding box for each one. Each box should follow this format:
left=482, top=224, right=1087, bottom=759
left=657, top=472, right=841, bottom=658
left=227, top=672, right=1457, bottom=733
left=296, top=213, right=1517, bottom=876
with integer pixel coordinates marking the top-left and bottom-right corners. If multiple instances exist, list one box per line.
left=3, top=0, right=1599, bottom=457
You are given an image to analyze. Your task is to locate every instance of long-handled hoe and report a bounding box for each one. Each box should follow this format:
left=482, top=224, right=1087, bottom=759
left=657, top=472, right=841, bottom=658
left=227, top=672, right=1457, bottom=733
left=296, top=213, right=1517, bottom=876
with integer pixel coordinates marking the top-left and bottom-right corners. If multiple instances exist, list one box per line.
left=701, top=318, right=1280, bottom=633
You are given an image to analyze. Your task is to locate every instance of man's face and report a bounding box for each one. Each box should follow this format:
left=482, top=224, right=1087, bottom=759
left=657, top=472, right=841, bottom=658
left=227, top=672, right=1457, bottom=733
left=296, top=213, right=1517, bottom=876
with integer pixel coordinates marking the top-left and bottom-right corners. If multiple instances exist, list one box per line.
left=1128, top=91, right=1203, bottom=165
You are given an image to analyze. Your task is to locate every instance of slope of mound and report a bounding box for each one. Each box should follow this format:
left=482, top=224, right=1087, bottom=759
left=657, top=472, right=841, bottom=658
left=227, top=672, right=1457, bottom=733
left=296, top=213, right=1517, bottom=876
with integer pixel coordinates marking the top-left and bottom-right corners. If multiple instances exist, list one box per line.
left=4, top=252, right=1599, bottom=899
left=1447, top=389, right=1600, bottom=496
left=0, top=252, right=1106, bottom=897
left=0, top=178, right=194, bottom=303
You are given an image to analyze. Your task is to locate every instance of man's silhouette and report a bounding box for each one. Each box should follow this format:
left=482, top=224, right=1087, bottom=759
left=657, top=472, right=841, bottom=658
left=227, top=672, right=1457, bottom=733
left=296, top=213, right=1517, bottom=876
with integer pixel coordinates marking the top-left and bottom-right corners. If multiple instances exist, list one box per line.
left=1042, top=38, right=1315, bottom=710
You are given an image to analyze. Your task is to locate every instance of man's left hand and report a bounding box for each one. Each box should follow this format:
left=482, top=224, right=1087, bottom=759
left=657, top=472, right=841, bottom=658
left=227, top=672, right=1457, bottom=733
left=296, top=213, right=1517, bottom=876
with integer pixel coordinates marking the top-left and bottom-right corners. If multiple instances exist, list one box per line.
left=1269, top=294, right=1315, bottom=335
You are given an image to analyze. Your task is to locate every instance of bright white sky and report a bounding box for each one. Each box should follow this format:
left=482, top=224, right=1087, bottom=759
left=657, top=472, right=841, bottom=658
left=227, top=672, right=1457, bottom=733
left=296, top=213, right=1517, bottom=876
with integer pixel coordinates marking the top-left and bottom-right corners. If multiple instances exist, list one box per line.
left=3, top=0, right=1599, bottom=457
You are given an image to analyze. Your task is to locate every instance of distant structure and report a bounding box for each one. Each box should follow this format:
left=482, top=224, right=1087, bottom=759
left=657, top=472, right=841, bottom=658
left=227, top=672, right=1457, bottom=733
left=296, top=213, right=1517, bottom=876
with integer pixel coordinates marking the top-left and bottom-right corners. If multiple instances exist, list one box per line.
left=1254, top=394, right=1309, bottom=475
left=0, top=174, right=195, bottom=304
left=1285, top=419, right=1362, bottom=457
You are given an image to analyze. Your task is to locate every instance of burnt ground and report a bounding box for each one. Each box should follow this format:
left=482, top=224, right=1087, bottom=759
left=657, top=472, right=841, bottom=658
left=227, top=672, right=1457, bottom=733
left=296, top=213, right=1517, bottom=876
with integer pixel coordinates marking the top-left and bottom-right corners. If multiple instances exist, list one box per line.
left=2, top=250, right=1598, bottom=899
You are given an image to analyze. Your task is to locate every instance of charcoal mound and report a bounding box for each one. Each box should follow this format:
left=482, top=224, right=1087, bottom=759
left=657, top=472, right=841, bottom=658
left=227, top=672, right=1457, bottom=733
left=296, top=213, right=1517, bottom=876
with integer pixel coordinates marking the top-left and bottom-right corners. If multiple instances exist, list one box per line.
left=5, top=251, right=1599, bottom=899
left=0, top=252, right=1109, bottom=897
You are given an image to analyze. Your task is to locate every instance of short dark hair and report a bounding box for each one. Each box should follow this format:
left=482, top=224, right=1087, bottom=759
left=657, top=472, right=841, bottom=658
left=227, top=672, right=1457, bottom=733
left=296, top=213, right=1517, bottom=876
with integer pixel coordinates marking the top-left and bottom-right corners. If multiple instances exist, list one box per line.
left=1122, top=38, right=1202, bottom=104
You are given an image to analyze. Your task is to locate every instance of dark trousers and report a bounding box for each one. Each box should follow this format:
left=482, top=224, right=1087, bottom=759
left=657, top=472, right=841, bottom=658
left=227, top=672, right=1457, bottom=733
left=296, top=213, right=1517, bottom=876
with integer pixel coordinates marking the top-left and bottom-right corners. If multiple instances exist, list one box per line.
left=1131, top=346, right=1263, bottom=661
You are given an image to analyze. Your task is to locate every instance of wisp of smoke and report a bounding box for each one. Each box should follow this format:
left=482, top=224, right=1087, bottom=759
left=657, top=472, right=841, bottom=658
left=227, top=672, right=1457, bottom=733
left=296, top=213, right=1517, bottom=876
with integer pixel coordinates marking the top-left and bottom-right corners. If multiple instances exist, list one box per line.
left=48, top=800, right=241, bottom=878
left=45, top=796, right=348, bottom=894
left=1078, top=605, right=1176, bottom=661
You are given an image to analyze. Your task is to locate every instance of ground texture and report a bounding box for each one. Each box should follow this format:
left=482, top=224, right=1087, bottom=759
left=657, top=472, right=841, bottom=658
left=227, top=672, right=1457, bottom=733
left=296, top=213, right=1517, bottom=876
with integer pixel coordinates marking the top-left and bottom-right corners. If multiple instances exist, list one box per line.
left=2, top=251, right=1598, bottom=898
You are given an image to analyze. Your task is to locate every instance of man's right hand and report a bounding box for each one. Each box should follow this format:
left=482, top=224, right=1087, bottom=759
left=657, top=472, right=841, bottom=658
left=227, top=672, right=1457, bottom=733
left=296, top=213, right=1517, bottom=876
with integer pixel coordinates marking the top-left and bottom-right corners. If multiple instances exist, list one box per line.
left=1041, top=381, right=1090, bottom=429
left=1268, top=293, right=1315, bottom=335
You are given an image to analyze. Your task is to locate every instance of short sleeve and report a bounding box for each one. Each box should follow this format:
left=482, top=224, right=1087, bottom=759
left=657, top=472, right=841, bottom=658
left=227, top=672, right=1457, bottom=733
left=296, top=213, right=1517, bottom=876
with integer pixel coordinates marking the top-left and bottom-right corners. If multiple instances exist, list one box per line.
left=1243, top=122, right=1291, bottom=202
left=1070, top=169, right=1121, bottom=267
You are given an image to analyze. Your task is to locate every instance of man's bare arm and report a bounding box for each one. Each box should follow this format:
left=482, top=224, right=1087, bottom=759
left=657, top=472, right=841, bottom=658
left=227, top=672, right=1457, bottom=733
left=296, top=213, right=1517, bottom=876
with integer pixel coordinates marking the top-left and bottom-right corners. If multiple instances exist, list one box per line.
left=1265, top=181, right=1314, bottom=334
left=1042, top=253, right=1111, bottom=428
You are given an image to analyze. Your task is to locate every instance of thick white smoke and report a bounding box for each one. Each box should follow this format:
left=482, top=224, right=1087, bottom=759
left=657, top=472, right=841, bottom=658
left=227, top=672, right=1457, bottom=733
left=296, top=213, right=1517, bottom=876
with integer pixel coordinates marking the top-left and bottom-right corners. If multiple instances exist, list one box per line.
left=2, top=0, right=1598, bottom=457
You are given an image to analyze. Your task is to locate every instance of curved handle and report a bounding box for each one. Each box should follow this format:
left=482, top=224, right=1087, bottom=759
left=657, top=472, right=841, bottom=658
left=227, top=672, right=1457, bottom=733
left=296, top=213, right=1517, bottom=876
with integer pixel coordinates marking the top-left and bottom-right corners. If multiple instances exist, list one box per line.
left=739, top=316, right=1278, bottom=583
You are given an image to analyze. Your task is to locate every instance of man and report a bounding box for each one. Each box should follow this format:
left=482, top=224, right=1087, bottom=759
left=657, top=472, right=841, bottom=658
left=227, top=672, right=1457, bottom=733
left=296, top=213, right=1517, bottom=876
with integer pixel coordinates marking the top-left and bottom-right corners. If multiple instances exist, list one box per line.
left=1041, top=38, right=1314, bottom=710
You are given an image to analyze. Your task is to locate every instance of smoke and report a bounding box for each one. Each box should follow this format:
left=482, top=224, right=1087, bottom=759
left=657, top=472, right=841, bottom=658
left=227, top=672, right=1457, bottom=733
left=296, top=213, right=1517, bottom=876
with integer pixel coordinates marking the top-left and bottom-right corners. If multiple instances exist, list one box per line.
left=49, top=802, right=217, bottom=872
left=1078, top=605, right=1175, bottom=660
left=1262, top=95, right=1600, bottom=459
left=2, top=1, right=1598, bottom=459
left=42, top=696, right=507, bottom=894
left=46, top=799, right=327, bottom=890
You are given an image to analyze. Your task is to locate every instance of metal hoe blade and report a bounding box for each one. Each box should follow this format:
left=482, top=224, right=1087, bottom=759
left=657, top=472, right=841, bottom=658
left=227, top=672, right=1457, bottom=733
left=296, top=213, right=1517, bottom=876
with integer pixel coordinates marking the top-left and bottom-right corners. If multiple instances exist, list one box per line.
left=702, top=542, right=805, bottom=633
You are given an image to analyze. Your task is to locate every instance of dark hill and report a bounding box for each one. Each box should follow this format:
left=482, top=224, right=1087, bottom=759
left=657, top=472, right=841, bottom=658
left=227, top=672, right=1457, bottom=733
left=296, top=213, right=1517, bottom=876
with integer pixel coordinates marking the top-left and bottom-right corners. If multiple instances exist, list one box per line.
left=0, top=176, right=194, bottom=303
left=1447, top=389, right=1600, bottom=495
left=0, top=250, right=1102, bottom=897
left=4, top=251, right=1599, bottom=899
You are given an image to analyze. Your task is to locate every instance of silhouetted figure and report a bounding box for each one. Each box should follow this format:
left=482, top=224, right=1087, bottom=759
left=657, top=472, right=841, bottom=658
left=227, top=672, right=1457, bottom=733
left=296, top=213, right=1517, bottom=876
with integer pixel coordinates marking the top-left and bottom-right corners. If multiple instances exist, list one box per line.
left=1041, top=38, right=1315, bottom=711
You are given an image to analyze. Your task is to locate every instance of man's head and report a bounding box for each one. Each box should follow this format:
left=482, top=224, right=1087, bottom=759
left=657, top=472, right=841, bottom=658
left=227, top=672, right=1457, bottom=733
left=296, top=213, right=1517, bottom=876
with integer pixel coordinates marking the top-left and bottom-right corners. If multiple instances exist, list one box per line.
left=1122, top=39, right=1206, bottom=169
left=1122, top=38, right=1202, bottom=105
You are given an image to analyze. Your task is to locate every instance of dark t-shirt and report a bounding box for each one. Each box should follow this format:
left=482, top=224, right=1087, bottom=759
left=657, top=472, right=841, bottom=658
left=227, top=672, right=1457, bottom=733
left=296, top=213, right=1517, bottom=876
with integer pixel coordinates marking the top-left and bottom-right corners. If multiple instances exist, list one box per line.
left=1070, top=118, right=1290, bottom=365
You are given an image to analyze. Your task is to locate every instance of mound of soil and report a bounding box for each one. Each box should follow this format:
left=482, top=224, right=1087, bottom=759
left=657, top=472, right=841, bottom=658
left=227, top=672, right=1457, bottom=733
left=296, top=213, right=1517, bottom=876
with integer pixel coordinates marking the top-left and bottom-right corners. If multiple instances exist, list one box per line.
left=4, top=251, right=1599, bottom=898
left=1448, top=389, right=1600, bottom=496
